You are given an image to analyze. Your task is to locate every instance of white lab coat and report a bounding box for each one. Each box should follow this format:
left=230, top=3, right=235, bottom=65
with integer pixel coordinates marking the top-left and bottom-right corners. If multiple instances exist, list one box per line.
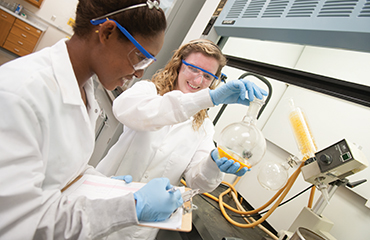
left=0, top=39, right=138, bottom=240
left=96, top=80, right=224, bottom=240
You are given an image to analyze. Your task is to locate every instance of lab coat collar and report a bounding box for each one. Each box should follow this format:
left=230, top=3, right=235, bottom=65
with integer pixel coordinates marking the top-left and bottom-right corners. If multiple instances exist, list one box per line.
left=50, top=38, right=87, bottom=106
left=85, top=77, right=101, bottom=126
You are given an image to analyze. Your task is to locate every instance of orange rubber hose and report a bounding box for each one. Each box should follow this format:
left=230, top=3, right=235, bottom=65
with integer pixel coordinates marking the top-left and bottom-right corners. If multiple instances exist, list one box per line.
left=308, top=185, right=316, bottom=208
left=217, top=162, right=303, bottom=228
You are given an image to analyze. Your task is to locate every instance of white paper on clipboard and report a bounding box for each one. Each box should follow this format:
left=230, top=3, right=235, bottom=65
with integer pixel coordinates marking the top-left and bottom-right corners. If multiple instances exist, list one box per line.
left=62, top=174, right=184, bottom=230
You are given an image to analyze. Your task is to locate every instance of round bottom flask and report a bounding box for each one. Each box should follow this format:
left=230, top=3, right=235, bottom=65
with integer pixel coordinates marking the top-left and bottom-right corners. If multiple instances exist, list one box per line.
left=257, top=161, right=289, bottom=191
left=217, top=99, right=266, bottom=169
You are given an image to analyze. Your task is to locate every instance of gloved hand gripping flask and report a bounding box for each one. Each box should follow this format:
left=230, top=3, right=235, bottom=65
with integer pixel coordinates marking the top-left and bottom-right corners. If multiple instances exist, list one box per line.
left=217, top=98, right=266, bottom=170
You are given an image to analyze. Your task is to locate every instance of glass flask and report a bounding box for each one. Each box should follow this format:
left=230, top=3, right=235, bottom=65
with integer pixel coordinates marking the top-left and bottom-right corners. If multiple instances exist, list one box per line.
left=217, top=98, right=266, bottom=170
left=257, top=99, right=318, bottom=191
left=258, top=161, right=290, bottom=191
left=258, top=155, right=302, bottom=191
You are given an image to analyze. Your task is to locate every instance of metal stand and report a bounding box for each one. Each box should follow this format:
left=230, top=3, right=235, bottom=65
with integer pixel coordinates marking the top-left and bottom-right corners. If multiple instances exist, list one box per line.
left=278, top=180, right=349, bottom=240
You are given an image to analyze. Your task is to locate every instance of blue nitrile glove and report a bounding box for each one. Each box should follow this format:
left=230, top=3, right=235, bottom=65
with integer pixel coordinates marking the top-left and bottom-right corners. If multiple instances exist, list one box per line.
left=111, top=175, right=133, bottom=183
left=133, top=178, right=183, bottom=222
left=209, top=79, right=268, bottom=106
left=211, top=149, right=249, bottom=177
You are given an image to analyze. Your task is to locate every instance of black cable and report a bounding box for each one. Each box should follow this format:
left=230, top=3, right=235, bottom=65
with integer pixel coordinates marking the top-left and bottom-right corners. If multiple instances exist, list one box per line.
left=238, top=72, right=273, bottom=119
left=199, top=194, right=221, bottom=211
left=212, top=103, right=228, bottom=126
left=240, top=184, right=314, bottom=218
left=199, top=184, right=314, bottom=219
left=212, top=72, right=273, bottom=127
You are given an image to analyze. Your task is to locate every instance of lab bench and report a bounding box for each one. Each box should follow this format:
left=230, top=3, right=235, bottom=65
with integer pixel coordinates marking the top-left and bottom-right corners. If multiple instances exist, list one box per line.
left=157, top=184, right=276, bottom=240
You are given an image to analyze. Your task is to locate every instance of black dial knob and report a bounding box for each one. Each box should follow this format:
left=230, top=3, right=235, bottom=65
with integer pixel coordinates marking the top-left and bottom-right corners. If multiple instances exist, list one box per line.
left=320, top=154, right=332, bottom=165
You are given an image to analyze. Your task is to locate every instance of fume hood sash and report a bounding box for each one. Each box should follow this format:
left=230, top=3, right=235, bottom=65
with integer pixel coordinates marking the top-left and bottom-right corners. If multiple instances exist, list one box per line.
left=225, top=54, right=370, bottom=108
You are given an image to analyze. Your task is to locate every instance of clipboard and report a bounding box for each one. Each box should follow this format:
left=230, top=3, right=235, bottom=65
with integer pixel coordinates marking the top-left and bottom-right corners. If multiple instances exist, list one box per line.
left=62, top=174, right=192, bottom=232
left=179, top=200, right=193, bottom=232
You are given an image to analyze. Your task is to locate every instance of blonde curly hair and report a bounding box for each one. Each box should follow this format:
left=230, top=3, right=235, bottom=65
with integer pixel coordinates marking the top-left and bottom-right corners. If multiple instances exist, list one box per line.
left=151, top=39, right=227, bottom=131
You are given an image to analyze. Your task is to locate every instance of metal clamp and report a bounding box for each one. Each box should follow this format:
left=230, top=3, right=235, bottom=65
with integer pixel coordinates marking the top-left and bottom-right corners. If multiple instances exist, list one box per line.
left=182, top=189, right=200, bottom=202
left=181, top=189, right=200, bottom=214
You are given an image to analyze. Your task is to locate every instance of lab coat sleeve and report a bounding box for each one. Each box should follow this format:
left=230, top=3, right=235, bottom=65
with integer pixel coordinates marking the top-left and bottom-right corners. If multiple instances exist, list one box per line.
left=183, top=120, right=224, bottom=193
left=83, top=165, right=106, bottom=177
left=113, top=81, right=214, bottom=131
left=0, top=92, right=138, bottom=240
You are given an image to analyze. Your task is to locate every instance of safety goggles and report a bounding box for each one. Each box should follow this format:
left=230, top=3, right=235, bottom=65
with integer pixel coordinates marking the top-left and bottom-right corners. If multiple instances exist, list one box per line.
left=182, top=60, right=218, bottom=83
left=90, top=2, right=158, bottom=70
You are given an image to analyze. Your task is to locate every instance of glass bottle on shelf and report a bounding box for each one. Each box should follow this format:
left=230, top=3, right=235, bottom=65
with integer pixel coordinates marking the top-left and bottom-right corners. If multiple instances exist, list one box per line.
left=217, top=98, right=266, bottom=170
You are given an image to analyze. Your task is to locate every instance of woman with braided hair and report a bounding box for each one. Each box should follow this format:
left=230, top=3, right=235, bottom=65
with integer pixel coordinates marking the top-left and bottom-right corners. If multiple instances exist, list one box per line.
left=0, top=1, right=184, bottom=239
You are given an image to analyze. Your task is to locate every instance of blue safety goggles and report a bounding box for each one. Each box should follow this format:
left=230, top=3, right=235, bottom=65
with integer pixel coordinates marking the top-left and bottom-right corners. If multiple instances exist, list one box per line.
left=181, top=60, right=219, bottom=81
left=90, top=18, right=156, bottom=70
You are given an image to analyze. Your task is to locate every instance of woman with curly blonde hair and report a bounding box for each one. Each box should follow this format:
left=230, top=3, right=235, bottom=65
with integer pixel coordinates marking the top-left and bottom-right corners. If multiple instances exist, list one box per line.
left=97, top=39, right=267, bottom=240
left=153, top=39, right=226, bottom=130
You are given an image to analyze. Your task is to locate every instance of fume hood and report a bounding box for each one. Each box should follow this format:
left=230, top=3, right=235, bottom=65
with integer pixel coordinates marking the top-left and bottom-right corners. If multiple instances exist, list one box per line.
left=214, top=0, right=370, bottom=53
left=205, top=1, right=370, bottom=239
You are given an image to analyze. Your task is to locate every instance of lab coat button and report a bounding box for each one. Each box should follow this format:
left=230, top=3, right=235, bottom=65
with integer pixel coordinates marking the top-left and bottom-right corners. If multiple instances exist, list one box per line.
left=95, top=109, right=98, bottom=113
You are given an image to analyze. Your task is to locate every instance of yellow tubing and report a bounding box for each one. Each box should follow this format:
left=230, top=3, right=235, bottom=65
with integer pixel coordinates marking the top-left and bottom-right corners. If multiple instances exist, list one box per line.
left=218, top=163, right=303, bottom=228
left=181, top=162, right=304, bottom=229
left=308, top=185, right=316, bottom=208
left=182, top=178, right=285, bottom=216
left=231, top=191, right=278, bottom=240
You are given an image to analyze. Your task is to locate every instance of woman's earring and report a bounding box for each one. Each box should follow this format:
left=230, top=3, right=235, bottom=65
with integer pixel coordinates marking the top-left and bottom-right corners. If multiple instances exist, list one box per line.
left=95, top=23, right=102, bottom=33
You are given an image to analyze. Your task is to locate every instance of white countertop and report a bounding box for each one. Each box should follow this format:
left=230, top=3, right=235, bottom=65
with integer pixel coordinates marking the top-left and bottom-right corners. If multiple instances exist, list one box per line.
left=0, top=5, right=48, bottom=32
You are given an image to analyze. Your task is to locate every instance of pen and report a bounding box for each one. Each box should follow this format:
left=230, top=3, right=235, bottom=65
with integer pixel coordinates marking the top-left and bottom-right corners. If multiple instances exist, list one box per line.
left=167, top=186, right=178, bottom=193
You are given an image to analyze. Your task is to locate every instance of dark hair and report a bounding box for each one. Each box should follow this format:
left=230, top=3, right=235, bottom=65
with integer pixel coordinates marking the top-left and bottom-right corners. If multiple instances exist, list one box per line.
left=73, top=0, right=166, bottom=40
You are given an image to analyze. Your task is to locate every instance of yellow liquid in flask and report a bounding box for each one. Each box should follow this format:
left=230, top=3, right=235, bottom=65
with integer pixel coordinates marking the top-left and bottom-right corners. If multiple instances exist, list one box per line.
left=217, top=146, right=252, bottom=170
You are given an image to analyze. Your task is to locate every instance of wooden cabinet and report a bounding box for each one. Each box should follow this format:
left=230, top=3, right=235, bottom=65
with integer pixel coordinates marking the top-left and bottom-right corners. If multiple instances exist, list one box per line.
left=25, top=0, right=44, bottom=8
left=3, top=19, right=43, bottom=56
left=0, top=9, right=15, bottom=46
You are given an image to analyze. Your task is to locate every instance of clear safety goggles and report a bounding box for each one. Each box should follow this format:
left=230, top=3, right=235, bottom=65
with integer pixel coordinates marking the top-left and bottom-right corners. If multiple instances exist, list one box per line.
left=126, top=45, right=155, bottom=71
left=90, top=2, right=158, bottom=71
left=182, top=59, right=218, bottom=84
